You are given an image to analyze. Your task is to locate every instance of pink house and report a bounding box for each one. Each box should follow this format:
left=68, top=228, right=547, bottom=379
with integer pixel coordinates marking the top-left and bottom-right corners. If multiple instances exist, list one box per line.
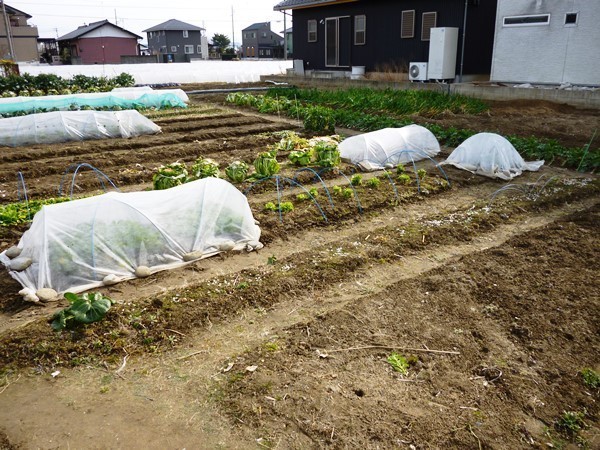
left=58, top=20, right=141, bottom=64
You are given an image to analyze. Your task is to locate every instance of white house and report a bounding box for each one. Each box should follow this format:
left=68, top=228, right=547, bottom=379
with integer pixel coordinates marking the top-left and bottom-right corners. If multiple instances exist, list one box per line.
left=490, top=0, right=600, bottom=86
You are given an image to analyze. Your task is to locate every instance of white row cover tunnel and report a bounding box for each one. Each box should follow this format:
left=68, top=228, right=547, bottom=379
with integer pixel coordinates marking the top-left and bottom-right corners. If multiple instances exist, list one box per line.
left=339, top=125, right=441, bottom=171
left=0, top=178, right=262, bottom=294
left=339, top=126, right=543, bottom=180
left=0, top=110, right=161, bottom=147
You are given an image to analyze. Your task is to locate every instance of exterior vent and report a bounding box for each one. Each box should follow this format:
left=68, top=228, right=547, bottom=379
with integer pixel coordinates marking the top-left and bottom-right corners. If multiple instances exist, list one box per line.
left=401, top=10, right=415, bottom=38
left=421, top=12, right=437, bottom=41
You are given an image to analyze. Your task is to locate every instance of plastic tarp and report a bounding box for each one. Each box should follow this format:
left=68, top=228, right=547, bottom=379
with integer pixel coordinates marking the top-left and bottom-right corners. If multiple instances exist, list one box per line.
left=0, top=110, right=161, bottom=147
left=0, top=178, right=261, bottom=293
left=0, top=88, right=188, bottom=115
left=442, top=133, right=544, bottom=180
left=339, top=125, right=441, bottom=171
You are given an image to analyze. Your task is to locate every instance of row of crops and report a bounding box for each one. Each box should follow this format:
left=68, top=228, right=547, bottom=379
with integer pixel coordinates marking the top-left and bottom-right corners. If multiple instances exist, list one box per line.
left=225, top=88, right=598, bottom=172
left=0, top=72, right=135, bottom=97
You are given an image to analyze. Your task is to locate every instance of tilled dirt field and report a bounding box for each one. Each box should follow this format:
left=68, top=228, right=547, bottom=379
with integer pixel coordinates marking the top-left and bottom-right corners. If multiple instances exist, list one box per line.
left=0, top=93, right=598, bottom=449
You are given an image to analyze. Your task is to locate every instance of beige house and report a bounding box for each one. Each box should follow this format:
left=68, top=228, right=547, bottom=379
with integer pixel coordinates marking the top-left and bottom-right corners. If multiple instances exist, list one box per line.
left=0, top=3, right=39, bottom=61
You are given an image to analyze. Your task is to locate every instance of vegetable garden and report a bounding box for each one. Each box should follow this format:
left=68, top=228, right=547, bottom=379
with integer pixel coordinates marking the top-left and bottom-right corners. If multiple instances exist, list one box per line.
left=0, top=82, right=598, bottom=449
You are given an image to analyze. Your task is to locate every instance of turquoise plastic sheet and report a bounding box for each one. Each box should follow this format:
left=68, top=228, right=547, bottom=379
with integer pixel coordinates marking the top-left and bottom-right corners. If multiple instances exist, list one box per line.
left=0, top=89, right=188, bottom=114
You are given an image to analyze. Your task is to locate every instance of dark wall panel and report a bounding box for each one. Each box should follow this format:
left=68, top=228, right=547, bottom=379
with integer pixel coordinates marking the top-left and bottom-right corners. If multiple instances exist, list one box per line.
left=292, top=0, right=497, bottom=74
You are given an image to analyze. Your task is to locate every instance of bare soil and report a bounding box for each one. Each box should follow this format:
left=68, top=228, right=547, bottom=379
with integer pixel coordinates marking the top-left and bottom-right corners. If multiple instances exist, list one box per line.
left=0, top=91, right=598, bottom=449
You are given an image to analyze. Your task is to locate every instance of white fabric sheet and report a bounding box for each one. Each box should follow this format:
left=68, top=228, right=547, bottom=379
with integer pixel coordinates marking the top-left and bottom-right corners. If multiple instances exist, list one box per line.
left=339, top=125, right=441, bottom=171
left=443, top=133, right=544, bottom=180
left=0, top=110, right=161, bottom=147
left=0, top=178, right=261, bottom=293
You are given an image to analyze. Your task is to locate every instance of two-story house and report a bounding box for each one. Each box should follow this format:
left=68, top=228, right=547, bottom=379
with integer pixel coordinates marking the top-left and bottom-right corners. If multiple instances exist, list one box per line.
left=57, top=20, right=140, bottom=65
left=274, top=0, right=498, bottom=78
left=0, top=3, right=39, bottom=61
left=144, top=19, right=209, bottom=63
left=241, top=22, right=283, bottom=59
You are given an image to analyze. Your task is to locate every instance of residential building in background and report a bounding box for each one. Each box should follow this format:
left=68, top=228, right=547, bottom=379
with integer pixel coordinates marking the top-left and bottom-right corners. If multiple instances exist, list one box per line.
left=0, top=3, right=39, bottom=61
left=58, top=20, right=140, bottom=64
left=491, top=0, right=600, bottom=86
left=283, top=27, right=292, bottom=58
left=144, top=19, right=209, bottom=63
left=274, top=0, right=497, bottom=78
left=241, top=22, right=283, bottom=58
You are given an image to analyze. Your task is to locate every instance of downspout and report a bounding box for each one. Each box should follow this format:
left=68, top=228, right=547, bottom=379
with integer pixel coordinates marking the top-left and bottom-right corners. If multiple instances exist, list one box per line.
left=459, top=0, right=468, bottom=83
left=283, top=10, right=287, bottom=60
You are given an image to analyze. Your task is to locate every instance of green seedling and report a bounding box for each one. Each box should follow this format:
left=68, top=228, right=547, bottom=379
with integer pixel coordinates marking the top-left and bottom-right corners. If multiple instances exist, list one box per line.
left=366, top=177, right=381, bottom=189
left=350, top=174, right=363, bottom=186
left=396, top=163, right=406, bottom=174
left=397, top=174, right=411, bottom=185
left=556, top=410, right=586, bottom=436
left=51, top=292, right=115, bottom=331
left=417, top=168, right=427, bottom=180
left=342, top=188, right=354, bottom=199
left=387, top=352, right=409, bottom=375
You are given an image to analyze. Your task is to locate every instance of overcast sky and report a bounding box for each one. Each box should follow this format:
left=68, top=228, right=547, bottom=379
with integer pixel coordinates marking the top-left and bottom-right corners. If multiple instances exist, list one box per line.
left=8, top=0, right=290, bottom=45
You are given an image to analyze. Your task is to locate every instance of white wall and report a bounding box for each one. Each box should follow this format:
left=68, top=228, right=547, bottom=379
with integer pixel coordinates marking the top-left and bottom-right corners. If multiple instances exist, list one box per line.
left=491, top=0, right=600, bottom=86
left=19, top=60, right=293, bottom=84
left=84, top=26, right=137, bottom=39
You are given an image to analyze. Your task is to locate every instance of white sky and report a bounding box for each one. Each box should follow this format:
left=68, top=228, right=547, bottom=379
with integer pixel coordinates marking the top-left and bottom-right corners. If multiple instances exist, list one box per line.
left=8, top=0, right=290, bottom=46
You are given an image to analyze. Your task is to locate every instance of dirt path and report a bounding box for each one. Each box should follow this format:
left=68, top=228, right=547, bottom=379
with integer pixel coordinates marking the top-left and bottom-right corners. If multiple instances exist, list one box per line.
left=0, top=97, right=598, bottom=449
left=0, top=182, right=597, bottom=449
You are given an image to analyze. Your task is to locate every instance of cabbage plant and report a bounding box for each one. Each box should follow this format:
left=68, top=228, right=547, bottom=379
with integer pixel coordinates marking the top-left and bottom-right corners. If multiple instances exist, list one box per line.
left=153, top=162, right=188, bottom=190
left=225, top=161, right=249, bottom=183
left=190, top=157, right=220, bottom=180
left=254, top=150, right=280, bottom=178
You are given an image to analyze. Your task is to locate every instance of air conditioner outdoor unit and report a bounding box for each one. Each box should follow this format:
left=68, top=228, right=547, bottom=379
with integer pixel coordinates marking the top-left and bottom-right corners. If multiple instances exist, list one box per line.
left=409, top=62, right=428, bottom=81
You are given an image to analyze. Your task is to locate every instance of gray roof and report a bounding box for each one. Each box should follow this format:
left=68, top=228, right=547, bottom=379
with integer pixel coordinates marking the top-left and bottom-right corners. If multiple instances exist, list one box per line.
left=243, top=22, right=271, bottom=31
left=58, top=20, right=141, bottom=41
left=143, top=19, right=204, bottom=33
left=274, top=0, right=356, bottom=11
left=5, top=4, right=32, bottom=19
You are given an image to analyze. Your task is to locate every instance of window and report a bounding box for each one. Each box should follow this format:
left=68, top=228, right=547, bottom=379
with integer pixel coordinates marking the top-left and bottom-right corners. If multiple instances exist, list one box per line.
left=148, top=31, right=153, bottom=39
left=262, top=32, right=267, bottom=38
left=354, top=15, right=366, bottom=45
left=197, top=44, right=202, bottom=54
left=565, top=12, right=578, bottom=25
left=421, top=12, right=437, bottom=41
left=308, top=19, right=317, bottom=42
left=184, top=45, right=194, bottom=54
left=170, top=45, right=177, bottom=53
left=160, top=46, right=167, bottom=53
left=183, top=30, right=188, bottom=38
left=401, top=10, right=415, bottom=38
left=503, top=14, right=550, bottom=27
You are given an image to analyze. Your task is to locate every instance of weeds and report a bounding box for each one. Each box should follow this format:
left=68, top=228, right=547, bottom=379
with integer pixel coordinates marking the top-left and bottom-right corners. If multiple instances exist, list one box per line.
left=580, top=368, right=600, bottom=389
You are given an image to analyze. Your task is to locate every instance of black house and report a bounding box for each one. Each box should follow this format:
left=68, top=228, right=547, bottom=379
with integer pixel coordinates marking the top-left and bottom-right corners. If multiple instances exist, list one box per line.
left=273, top=0, right=497, bottom=76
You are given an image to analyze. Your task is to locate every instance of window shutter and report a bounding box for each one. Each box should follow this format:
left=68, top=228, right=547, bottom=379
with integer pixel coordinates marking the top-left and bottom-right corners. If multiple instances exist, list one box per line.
left=401, top=10, right=415, bottom=39
left=421, top=12, right=437, bottom=41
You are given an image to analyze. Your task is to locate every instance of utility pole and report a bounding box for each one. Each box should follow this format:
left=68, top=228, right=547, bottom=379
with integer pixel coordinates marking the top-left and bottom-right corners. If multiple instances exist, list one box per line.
left=1, top=0, right=15, bottom=60
left=231, top=6, right=235, bottom=51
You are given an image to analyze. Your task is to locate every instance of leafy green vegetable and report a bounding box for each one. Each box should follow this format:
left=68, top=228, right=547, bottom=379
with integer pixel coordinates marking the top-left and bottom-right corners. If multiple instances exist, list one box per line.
left=342, top=188, right=354, bottom=199
left=296, top=193, right=309, bottom=201
left=581, top=368, right=600, bottom=389
left=225, top=161, right=249, bottom=183
left=397, top=174, right=411, bottom=185
left=350, top=174, right=363, bottom=186
left=313, top=141, right=341, bottom=168
left=51, top=292, right=115, bottom=331
left=332, top=185, right=343, bottom=196
left=303, top=105, right=336, bottom=134
left=417, top=169, right=427, bottom=180
left=152, top=162, right=188, bottom=190
left=366, top=177, right=381, bottom=189
left=190, top=157, right=220, bottom=180
left=264, top=202, right=277, bottom=211
left=254, top=150, right=280, bottom=178
left=289, top=149, right=313, bottom=166
left=396, top=163, right=406, bottom=174
left=279, top=202, right=294, bottom=213
left=0, top=197, right=71, bottom=227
